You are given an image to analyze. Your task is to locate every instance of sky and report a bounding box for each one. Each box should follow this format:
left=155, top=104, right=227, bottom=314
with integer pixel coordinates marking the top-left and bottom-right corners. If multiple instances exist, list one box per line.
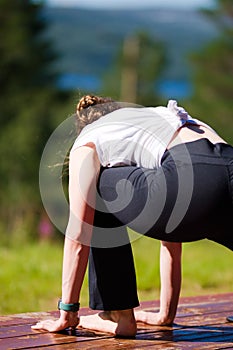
left=45, top=0, right=215, bottom=10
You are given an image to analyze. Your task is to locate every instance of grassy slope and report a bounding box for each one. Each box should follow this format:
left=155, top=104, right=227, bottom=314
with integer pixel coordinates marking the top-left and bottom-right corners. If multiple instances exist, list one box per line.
left=0, top=236, right=232, bottom=315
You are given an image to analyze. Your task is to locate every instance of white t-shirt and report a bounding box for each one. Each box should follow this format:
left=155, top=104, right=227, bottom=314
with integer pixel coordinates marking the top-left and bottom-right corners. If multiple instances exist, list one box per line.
left=71, top=100, right=212, bottom=169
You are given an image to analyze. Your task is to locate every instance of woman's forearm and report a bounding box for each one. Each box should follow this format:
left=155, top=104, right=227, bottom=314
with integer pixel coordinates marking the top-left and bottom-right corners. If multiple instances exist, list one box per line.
left=134, top=241, right=182, bottom=326
left=61, top=236, right=90, bottom=304
left=159, top=241, right=182, bottom=323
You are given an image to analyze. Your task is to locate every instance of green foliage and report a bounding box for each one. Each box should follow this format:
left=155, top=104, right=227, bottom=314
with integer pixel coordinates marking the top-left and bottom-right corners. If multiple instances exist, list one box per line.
left=0, top=0, right=75, bottom=239
left=135, top=32, right=167, bottom=106
left=188, top=0, right=233, bottom=143
left=102, top=31, right=166, bottom=106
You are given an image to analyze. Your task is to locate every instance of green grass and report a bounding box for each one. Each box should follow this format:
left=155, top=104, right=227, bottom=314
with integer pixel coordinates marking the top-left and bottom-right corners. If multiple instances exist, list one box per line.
left=0, top=236, right=232, bottom=315
left=132, top=235, right=233, bottom=301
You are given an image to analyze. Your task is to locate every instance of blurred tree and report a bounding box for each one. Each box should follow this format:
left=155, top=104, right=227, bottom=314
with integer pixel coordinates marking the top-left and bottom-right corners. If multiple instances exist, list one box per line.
left=188, top=0, right=233, bottom=143
left=102, top=31, right=166, bottom=106
left=0, top=0, right=73, bottom=240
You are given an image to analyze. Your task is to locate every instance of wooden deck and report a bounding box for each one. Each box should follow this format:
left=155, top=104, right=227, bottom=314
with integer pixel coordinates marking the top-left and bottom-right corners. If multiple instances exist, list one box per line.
left=1, top=293, right=233, bottom=349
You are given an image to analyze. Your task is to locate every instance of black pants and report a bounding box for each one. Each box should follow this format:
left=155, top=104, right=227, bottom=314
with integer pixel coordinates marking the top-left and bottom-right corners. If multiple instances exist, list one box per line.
left=89, top=139, right=233, bottom=310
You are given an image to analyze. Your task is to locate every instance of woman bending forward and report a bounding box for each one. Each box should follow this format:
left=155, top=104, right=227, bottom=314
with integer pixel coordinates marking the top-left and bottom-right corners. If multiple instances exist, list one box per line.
left=32, top=96, right=233, bottom=336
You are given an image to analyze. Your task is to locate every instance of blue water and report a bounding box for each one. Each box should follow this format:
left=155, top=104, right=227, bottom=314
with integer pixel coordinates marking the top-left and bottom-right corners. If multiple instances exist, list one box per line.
left=57, top=73, right=192, bottom=99
left=57, top=73, right=101, bottom=91
left=157, top=79, right=193, bottom=99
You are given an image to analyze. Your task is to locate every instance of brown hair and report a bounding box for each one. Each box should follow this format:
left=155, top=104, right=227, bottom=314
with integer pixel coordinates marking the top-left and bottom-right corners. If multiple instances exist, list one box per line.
left=76, top=94, right=122, bottom=134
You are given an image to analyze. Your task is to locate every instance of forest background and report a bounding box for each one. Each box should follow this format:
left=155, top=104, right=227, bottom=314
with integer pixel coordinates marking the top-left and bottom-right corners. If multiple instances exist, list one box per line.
left=0, top=0, right=232, bottom=314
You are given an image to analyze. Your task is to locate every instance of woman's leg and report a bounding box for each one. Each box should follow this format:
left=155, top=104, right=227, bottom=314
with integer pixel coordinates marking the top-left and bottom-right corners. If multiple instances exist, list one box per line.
left=79, top=238, right=138, bottom=335
left=79, top=189, right=139, bottom=336
left=89, top=228, right=139, bottom=311
left=93, top=166, right=184, bottom=328
left=89, top=190, right=139, bottom=311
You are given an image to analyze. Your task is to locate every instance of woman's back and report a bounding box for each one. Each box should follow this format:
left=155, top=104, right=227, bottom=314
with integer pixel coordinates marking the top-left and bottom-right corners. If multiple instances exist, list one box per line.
left=73, top=102, right=223, bottom=169
left=168, top=124, right=226, bottom=149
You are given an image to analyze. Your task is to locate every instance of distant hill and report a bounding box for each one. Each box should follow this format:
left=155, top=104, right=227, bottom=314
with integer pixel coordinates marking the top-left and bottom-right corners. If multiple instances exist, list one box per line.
left=43, top=7, right=219, bottom=94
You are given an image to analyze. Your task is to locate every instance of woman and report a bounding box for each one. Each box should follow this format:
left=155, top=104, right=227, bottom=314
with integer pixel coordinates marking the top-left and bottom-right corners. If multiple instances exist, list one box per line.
left=32, top=95, right=233, bottom=335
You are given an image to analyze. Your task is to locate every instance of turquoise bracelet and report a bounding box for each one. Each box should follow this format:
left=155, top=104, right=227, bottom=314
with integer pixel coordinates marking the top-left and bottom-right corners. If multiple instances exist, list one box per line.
left=58, top=298, right=80, bottom=312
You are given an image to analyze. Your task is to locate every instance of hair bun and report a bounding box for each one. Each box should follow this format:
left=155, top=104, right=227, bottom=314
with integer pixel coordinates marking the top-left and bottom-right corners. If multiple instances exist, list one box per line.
left=77, top=95, right=102, bottom=112
left=75, top=95, right=120, bottom=134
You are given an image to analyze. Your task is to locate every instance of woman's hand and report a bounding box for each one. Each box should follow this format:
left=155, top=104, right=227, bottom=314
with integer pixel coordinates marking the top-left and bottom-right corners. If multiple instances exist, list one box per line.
left=135, top=242, right=182, bottom=327
left=31, top=311, right=79, bottom=332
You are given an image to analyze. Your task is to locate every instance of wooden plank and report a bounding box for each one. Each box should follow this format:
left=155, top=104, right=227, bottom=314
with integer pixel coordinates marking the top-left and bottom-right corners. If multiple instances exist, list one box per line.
left=0, top=311, right=58, bottom=328
left=0, top=316, right=112, bottom=350
left=0, top=330, right=112, bottom=350
left=136, top=292, right=233, bottom=309
left=0, top=293, right=232, bottom=349
left=4, top=322, right=232, bottom=350
left=22, top=332, right=233, bottom=350
left=138, top=293, right=233, bottom=316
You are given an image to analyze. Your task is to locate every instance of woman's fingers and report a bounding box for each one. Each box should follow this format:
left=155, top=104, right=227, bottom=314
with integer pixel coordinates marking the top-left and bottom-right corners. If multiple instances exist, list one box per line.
left=31, top=316, right=79, bottom=333
left=31, top=319, right=66, bottom=332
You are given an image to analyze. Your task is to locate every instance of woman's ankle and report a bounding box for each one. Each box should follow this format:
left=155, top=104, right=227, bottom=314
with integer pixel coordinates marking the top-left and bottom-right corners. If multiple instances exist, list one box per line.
left=108, top=309, right=137, bottom=337
left=108, top=309, right=135, bottom=322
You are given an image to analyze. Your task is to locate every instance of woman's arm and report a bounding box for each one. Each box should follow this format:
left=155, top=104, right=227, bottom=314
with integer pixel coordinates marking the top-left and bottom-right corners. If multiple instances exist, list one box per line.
left=62, top=145, right=100, bottom=302
left=32, top=146, right=100, bottom=332
left=159, top=241, right=182, bottom=324
left=135, top=241, right=182, bottom=325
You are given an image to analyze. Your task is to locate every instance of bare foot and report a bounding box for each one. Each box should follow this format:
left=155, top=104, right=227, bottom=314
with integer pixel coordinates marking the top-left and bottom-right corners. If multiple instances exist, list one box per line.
left=134, top=310, right=173, bottom=326
left=79, top=309, right=137, bottom=337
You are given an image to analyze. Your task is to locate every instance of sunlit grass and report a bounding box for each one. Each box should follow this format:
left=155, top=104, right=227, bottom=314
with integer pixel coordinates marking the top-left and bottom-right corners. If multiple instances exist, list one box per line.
left=0, top=241, right=63, bottom=314
left=0, top=235, right=232, bottom=315
left=132, top=235, right=233, bottom=301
